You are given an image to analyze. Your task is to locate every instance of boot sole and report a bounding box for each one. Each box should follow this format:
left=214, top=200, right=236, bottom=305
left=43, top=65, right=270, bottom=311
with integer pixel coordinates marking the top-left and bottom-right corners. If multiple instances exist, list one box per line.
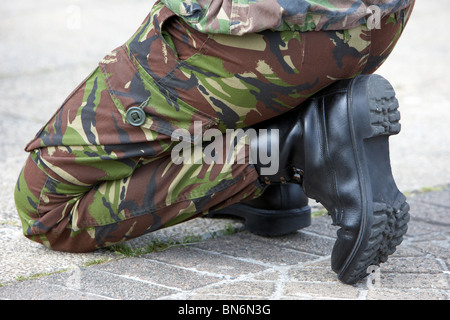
left=336, top=74, right=410, bottom=284
left=207, top=204, right=311, bottom=237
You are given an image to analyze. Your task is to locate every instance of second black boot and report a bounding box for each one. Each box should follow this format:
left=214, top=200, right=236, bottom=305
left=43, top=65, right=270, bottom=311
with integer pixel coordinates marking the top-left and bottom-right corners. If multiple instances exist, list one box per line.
left=207, top=184, right=311, bottom=237
left=250, top=74, right=410, bottom=284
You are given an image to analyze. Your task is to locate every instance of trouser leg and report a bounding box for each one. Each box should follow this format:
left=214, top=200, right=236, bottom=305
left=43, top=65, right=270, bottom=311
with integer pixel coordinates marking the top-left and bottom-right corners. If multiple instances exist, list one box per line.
left=15, top=131, right=262, bottom=253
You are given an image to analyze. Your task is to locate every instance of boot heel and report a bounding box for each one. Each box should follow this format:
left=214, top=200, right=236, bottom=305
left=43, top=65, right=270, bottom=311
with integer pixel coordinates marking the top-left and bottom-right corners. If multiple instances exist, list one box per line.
left=208, top=204, right=311, bottom=237
left=367, top=75, right=401, bottom=137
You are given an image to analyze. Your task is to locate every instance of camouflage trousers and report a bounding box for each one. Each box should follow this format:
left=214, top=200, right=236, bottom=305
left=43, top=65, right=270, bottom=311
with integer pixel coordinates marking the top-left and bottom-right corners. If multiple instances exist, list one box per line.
left=14, top=1, right=414, bottom=252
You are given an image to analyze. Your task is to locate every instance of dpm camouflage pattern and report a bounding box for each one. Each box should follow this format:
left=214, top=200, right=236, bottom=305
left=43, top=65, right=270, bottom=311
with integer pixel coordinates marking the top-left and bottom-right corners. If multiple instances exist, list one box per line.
left=16, top=134, right=258, bottom=252
left=161, top=0, right=414, bottom=34
left=14, top=1, right=414, bottom=252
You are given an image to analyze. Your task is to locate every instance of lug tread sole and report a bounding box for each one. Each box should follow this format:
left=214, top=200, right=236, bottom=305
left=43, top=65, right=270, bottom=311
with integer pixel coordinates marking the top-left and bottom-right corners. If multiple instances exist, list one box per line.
left=368, top=75, right=401, bottom=137
left=345, top=199, right=410, bottom=284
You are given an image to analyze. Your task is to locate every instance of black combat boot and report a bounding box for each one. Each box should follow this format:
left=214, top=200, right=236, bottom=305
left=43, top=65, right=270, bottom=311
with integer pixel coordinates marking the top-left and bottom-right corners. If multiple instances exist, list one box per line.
left=251, top=74, right=410, bottom=284
left=207, top=184, right=311, bottom=236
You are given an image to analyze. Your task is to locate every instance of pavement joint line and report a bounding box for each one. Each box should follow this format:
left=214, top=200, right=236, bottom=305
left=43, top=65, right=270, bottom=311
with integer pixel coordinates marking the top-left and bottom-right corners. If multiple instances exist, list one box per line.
left=294, top=229, right=337, bottom=241
left=90, top=269, right=186, bottom=293
left=189, top=245, right=323, bottom=269
left=141, top=256, right=234, bottom=279
left=267, top=265, right=291, bottom=300
left=36, top=279, right=114, bottom=300
left=436, top=258, right=449, bottom=273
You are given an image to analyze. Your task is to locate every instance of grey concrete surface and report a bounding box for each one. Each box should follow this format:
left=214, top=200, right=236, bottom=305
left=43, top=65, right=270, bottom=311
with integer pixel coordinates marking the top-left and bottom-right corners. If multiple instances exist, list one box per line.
left=0, top=0, right=448, bottom=301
